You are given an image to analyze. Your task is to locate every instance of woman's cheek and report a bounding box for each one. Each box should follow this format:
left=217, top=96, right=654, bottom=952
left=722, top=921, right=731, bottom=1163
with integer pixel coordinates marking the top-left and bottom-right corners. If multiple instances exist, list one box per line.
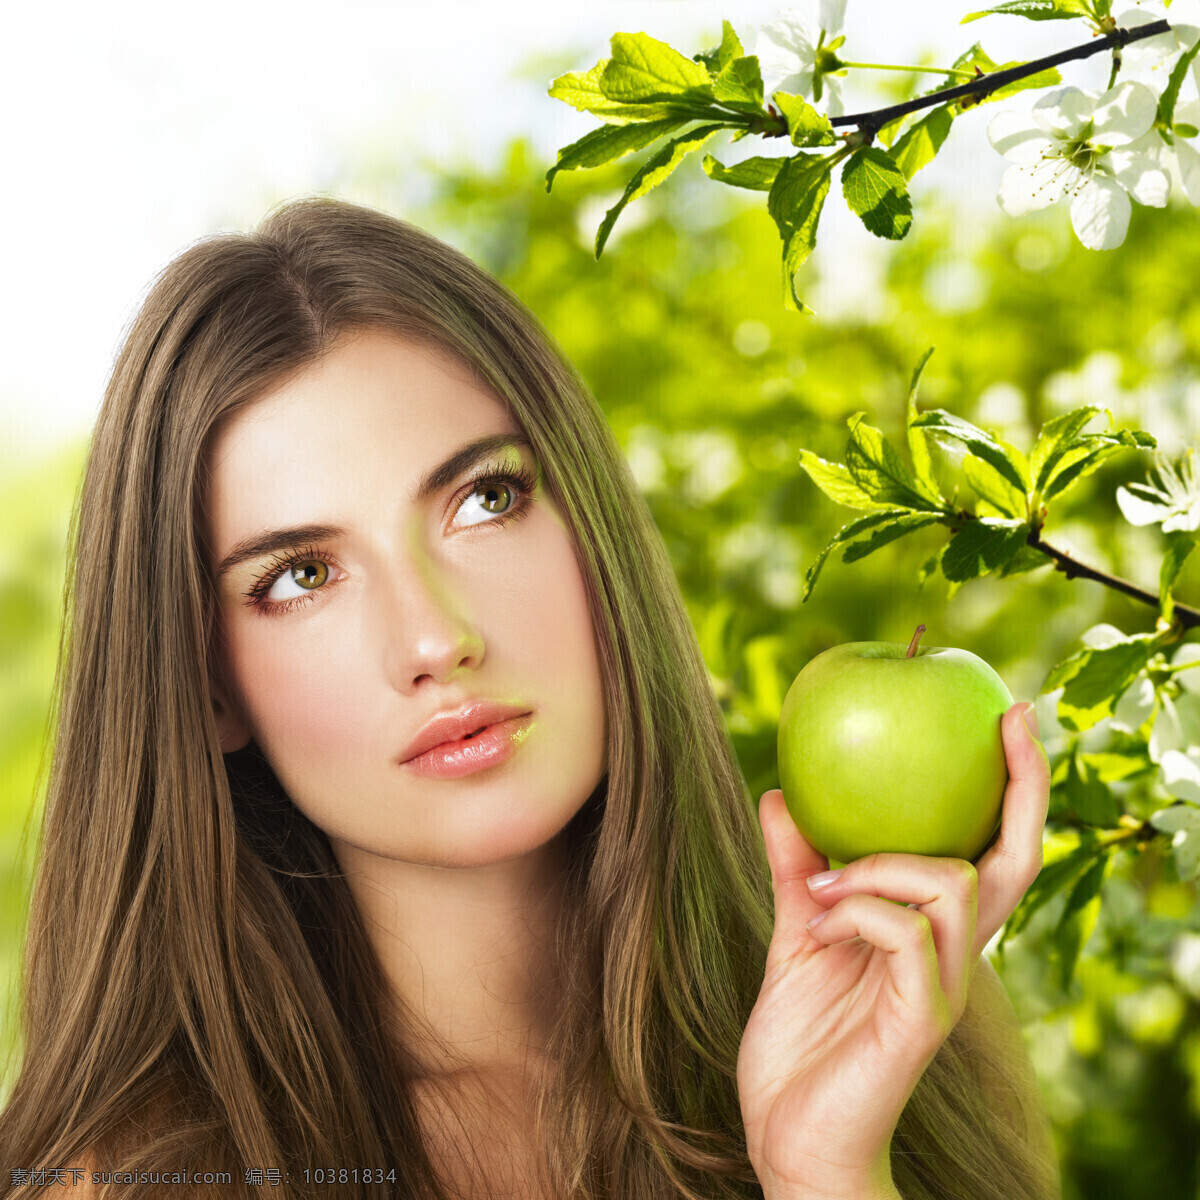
left=236, top=630, right=367, bottom=763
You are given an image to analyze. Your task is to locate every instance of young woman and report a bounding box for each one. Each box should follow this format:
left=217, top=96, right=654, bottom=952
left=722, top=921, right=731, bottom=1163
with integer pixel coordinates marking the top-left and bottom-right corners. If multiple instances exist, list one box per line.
left=0, top=197, right=1059, bottom=1199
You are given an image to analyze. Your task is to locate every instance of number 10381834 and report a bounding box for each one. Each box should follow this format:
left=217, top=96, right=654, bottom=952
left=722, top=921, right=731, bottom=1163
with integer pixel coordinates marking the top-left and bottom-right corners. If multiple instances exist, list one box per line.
left=301, top=1168, right=397, bottom=1184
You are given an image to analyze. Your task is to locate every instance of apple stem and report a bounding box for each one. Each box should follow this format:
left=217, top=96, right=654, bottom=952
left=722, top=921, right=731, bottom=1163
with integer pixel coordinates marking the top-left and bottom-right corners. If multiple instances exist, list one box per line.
left=906, top=624, right=926, bottom=659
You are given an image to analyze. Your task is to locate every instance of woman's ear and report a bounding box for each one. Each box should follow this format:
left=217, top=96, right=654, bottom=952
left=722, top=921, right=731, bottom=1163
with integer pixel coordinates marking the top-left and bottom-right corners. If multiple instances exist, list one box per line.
left=210, top=676, right=252, bottom=754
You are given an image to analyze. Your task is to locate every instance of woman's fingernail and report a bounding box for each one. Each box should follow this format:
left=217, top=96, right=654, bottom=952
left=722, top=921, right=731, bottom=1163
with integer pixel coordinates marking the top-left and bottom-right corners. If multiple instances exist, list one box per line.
left=806, top=911, right=828, bottom=929
left=807, top=868, right=843, bottom=891
left=1022, top=702, right=1040, bottom=740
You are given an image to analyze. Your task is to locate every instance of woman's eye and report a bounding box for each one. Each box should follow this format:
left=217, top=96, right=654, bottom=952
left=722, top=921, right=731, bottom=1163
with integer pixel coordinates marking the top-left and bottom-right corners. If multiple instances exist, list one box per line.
left=455, top=480, right=517, bottom=526
left=263, top=558, right=331, bottom=603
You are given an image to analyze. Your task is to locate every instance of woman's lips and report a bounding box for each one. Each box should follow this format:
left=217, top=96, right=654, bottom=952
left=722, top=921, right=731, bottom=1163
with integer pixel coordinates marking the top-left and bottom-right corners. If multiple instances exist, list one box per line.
left=402, top=714, right=534, bottom=779
left=400, top=701, right=532, bottom=762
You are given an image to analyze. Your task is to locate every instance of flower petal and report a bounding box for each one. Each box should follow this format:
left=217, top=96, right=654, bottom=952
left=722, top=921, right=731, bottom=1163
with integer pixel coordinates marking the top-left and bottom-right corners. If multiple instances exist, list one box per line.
left=819, top=75, right=844, bottom=118
left=999, top=159, right=1074, bottom=215
left=1108, top=150, right=1171, bottom=205
left=761, top=13, right=818, bottom=57
left=1175, top=136, right=1200, bottom=207
left=1163, top=499, right=1200, bottom=533
left=1092, top=80, right=1159, bottom=146
left=1112, top=675, right=1156, bottom=733
left=1152, top=692, right=1200, bottom=760
left=988, top=109, right=1056, bottom=163
left=1070, top=174, right=1131, bottom=249
left=819, top=0, right=847, bottom=35
left=766, top=67, right=816, bottom=101
left=1173, top=644, right=1200, bottom=694
left=1032, top=87, right=1096, bottom=140
left=1116, top=484, right=1170, bottom=524
left=1081, top=623, right=1129, bottom=649
left=1160, top=749, right=1200, bottom=802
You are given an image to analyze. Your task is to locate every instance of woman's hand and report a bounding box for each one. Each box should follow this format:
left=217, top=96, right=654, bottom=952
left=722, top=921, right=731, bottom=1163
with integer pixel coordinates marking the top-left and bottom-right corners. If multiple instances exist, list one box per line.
left=737, top=702, right=1050, bottom=1200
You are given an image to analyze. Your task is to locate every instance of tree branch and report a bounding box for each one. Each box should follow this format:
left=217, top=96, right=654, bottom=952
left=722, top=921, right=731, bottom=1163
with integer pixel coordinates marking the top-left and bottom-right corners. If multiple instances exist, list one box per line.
left=827, top=19, right=1171, bottom=133
left=1026, top=527, right=1200, bottom=633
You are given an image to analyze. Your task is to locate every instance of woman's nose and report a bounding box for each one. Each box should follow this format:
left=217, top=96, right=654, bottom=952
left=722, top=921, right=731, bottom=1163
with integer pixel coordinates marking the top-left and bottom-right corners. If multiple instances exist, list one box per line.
left=379, top=542, right=485, bottom=690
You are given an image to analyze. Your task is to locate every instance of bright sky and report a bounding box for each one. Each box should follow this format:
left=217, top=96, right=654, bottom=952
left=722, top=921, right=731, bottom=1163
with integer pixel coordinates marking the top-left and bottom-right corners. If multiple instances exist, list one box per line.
left=3, top=1, right=1096, bottom=458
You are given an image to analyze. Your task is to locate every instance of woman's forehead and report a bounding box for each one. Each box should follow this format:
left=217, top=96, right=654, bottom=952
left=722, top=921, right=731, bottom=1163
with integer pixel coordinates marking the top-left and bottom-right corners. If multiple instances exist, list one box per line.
left=209, top=332, right=510, bottom=469
left=201, top=330, right=524, bottom=552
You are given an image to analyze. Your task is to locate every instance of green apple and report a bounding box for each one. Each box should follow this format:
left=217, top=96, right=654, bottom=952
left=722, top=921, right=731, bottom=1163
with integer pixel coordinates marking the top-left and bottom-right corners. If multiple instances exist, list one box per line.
left=777, top=625, right=1013, bottom=864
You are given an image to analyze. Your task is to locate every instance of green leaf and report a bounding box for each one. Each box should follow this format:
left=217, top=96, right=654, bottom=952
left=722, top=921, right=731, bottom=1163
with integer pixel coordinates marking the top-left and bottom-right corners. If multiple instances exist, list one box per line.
left=549, top=60, right=715, bottom=125
left=910, top=409, right=1030, bottom=493
left=841, top=147, right=913, bottom=240
left=1042, top=440, right=1135, bottom=503
left=1081, top=734, right=1157, bottom=783
left=1160, top=530, right=1197, bottom=628
left=714, top=56, right=765, bottom=112
left=801, top=509, right=916, bottom=601
left=979, top=64, right=1063, bottom=105
left=1061, top=746, right=1123, bottom=827
left=796, top=448, right=901, bottom=511
left=962, top=0, right=1089, bottom=22
left=940, top=517, right=1029, bottom=582
left=841, top=512, right=946, bottom=564
left=1157, top=33, right=1200, bottom=132
left=1052, top=849, right=1113, bottom=990
left=845, top=412, right=948, bottom=511
left=772, top=92, right=838, bottom=147
left=998, top=544, right=1050, bottom=577
left=702, top=154, right=787, bottom=191
left=1151, top=803, right=1200, bottom=881
left=875, top=113, right=908, bottom=149
left=546, top=117, right=691, bottom=191
left=1030, top=405, right=1110, bottom=494
left=595, top=123, right=729, bottom=258
left=717, top=20, right=744, bottom=72
left=889, top=107, right=955, bottom=180
left=602, top=32, right=715, bottom=103
left=767, top=153, right=835, bottom=314
left=1000, top=829, right=1106, bottom=948
left=917, top=544, right=947, bottom=592
left=1042, top=630, right=1168, bottom=732
left=963, top=452, right=1027, bottom=518
left=906, top=349, right=944, bottom=506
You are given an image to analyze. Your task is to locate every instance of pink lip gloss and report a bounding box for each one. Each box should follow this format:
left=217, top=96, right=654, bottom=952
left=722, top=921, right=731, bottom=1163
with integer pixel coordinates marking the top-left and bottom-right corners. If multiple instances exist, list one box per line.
left=402, top=714, right=534, bottom=779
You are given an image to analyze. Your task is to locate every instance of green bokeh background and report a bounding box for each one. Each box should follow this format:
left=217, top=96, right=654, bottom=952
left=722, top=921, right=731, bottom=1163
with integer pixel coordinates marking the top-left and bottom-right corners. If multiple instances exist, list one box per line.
left=3, top=139, right=1199, bottom=1197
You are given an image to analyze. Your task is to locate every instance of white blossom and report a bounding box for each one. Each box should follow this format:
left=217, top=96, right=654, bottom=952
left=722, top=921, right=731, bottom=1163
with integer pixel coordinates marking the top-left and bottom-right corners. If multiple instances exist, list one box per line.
left=1151, top=687, right=1200, bottom=759
left=1112, top=674, right=1158, bottom=733
left=1114, top=1, right=1200, bottom=87
left=1160, top=748, right=1200, bottom=801
left=988, top=81, right=1170, bottom=249
left=1152, top=643, right=1200, bottom=757
left=1116, top=447, right=1200, bottom=532
left=1142, top=98, right=1200, bottom=206
left=753, top=0, right=848, bottom=116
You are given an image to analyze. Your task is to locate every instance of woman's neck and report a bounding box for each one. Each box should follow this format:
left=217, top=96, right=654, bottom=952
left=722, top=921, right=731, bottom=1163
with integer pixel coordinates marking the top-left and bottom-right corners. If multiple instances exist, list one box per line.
left=332, top=827, right=570, bottom=1079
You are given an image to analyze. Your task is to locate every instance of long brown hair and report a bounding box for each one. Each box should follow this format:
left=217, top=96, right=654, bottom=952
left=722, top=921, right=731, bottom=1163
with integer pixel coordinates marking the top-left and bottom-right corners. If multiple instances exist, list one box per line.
left=0, top=197, right=1055, bottom=1198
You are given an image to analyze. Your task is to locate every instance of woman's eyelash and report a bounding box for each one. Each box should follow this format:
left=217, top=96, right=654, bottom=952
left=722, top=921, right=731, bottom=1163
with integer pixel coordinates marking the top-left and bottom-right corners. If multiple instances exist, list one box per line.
left=240, top=461, right=538, bottom=615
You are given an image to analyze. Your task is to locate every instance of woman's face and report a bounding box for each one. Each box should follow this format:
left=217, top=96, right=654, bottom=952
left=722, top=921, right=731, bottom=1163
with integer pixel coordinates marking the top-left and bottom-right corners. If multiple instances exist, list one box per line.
left=203, top=328, right=608, bottom=870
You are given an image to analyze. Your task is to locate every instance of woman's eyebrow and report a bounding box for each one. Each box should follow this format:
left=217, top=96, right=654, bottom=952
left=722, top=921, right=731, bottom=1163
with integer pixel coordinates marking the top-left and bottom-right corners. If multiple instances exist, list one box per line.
left=215, top=433, right=534, bottom=581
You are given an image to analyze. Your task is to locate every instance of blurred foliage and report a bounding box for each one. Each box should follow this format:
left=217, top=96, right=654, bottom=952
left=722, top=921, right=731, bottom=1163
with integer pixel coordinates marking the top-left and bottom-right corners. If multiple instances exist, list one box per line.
left=4, top=137, right=1200, bottom=1195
